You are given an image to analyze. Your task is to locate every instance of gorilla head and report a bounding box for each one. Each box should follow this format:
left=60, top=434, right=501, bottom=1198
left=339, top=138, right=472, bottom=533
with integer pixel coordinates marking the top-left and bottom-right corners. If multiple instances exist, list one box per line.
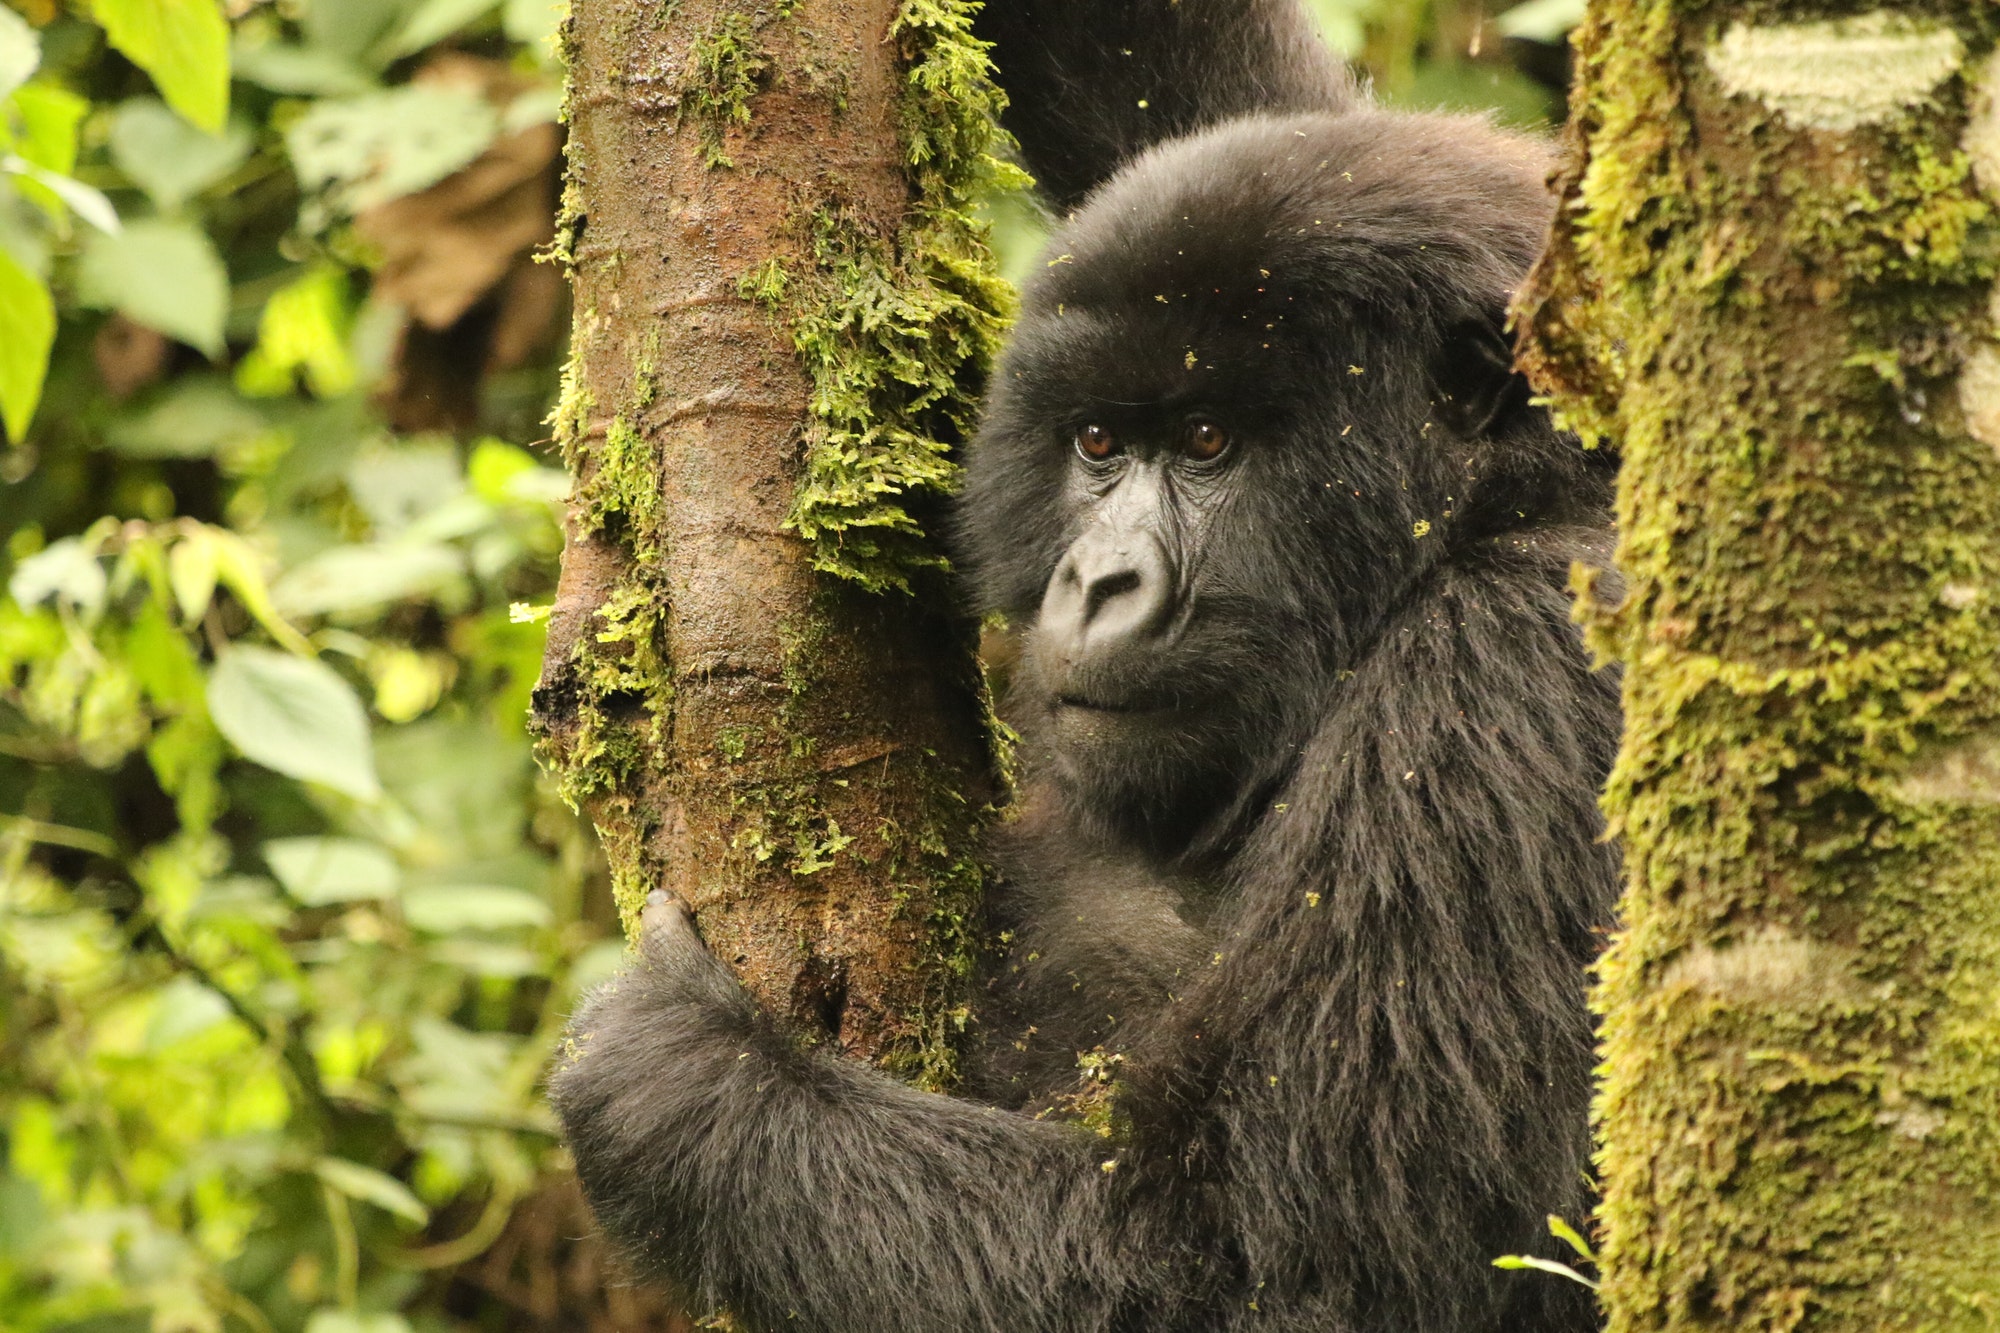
left=962, top=111, right=1590, bottom=855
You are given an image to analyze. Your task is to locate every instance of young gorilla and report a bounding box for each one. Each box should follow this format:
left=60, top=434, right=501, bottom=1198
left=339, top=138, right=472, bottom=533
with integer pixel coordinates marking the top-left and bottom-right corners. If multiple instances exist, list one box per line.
left=551, top=3, right=1623, bottom=1330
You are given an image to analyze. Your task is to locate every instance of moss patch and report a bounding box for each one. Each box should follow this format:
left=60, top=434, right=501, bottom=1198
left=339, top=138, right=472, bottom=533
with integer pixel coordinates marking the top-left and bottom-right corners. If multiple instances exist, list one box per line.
left=756, top=0, right=1025, bottom=594
left=686, top=11, right=773, bottom=168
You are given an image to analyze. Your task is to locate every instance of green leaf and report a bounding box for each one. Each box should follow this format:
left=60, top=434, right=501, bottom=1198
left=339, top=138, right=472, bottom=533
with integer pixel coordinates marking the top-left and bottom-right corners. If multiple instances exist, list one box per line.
left=235, top=264, right=355, bottom=397
left=144, top=975, right=234, bottom=1049
left=201, top=526, right=314, bottom=654
left=270, top=542, right=463, bottom=618
left=1494, top=0, right=1586, bottom=42
left=109, top=98, right=253, bottom=210
left=8, top=82, right=88, bottom=176
left=2, top=154, right=120, bottom=232
left=402, top=884, right=551, bottom=934
left=1546, top=1214, right=1596, bottom=1262
left=207, top=647, right=381, bottom=800
left=8, top=536, right=106, bottom=615
left=1491, top=1255, right=1599, bottom=1290
left=91, top=0, right=231, bottom=133
left=76, top=219, right=229, bottom=357
left=231, top=37, right=374, bottom=96
left=286, top=85, right=497, bottom=215
left=0, top=7, right=38, bottom=102
left=313, top=1158, right=429, bottom=1226
left=381, top=0, right=501, bottom=61
left=168, top=530, right=218, bottom=622
left=264, top=836, right=397, bottom=905
left=105, top=375, right=267, bottom=458
left=0, top=246, right=54, bottom=442
left=300, top=0, right=407, bottom=63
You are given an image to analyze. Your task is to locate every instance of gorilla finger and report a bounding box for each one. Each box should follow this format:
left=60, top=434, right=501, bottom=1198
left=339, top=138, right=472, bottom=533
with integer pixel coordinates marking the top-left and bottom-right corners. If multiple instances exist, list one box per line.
left=640, top=889, right=704, bottom=960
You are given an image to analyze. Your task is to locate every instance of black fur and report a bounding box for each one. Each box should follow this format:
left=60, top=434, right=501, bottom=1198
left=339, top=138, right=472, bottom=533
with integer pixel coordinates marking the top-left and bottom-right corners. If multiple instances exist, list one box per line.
left=552, top=5, right=1621, bottom=1330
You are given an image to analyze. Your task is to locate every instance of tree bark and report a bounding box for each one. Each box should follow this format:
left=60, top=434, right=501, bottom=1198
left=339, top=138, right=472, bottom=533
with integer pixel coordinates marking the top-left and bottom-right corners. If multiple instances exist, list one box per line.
left=1519, top=4, right=2000, bottom=1327
left=533, top=0, right=1011, bottom=1078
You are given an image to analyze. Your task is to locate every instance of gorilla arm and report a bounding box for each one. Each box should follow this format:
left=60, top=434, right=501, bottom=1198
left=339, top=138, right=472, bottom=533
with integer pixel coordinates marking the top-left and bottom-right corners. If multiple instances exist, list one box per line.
left=549, top=548, right=1618, bottom=1333
left=548, top=893, right=1117, bottom=1333
left=973, top=0, right=1356, bottom=208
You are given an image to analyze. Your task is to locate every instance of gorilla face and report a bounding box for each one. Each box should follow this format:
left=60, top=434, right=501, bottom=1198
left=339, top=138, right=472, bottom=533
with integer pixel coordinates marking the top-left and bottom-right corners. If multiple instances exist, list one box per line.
left=961, top=112, right=1555, bottom=853
left=1013, top=407, right=1320, bottom=847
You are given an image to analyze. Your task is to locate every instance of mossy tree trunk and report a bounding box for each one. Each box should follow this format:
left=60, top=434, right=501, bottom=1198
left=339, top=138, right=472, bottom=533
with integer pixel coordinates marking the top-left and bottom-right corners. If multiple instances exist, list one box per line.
left=1519, top=3, right=2000, bottom=1327
left=533, top=0, right=1011, bottom=1079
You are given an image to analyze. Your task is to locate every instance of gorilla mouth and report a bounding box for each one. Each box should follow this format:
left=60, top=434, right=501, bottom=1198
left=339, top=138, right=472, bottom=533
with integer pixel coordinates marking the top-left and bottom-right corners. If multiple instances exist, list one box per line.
left=1054, top=693, right=1172, bottom=716
left=1056, top=688, right=1152, bottom=712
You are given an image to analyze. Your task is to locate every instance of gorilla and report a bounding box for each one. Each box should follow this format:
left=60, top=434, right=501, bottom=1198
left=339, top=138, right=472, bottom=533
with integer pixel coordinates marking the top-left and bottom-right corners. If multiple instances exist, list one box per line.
left=550, top=3, right=1623, bottom=1331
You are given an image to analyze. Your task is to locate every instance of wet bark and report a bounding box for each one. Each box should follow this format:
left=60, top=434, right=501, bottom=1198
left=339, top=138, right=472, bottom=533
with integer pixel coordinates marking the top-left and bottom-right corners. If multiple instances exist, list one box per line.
left=1519, top=2, right=2000, bottom=1326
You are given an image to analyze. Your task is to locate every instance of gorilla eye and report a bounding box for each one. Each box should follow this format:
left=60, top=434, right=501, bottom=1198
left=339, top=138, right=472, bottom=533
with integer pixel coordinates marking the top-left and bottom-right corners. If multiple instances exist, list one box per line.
left=1074, top=424, right=1118, bottom=460
left=1185, top=421, right=1230, bottom=461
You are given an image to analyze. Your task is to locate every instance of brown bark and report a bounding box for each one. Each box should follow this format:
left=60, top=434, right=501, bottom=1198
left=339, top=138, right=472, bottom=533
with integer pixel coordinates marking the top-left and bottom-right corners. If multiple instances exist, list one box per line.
left=534, top=0, right=1002, bottom=1072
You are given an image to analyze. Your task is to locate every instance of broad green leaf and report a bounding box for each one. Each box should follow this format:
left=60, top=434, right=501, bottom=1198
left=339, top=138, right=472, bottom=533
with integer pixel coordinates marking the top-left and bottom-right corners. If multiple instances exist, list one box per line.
left=286, top=85, right=497, bottom=215
left=4, top=82, right=92, bottom=227
left=147, top=713, right=224, bottom=829
left=2, top=154, right=120, bottom=232
left=313, top=1158, right=429, bottom=1226
left=401, top=884, right=551, bottom=934
left=347, top=439, right=465, bottom=533
left=432, top=938, right=542, bottom=978
left=144, top=975, right=233, bottom=1049
left=125, top=597, right=206, bottom=709
left=168, top=531, right=218, bottom=622
left=1494, top=0, right=1586, bottom=41
left=235, top=264, right=355, bottom=397
left=109, top=98, right=252, bottom=210
left=92, top=0, right=231, bottom=133
left=382, top=0, right=500, bottom=61
left=8, top=537, right=106, bottom=616
left=105, top=375, right=267, bottom=458
left=0, top=7, right=37, bottom=101
left=8, top=82, right=88, bottom=176
left=201, top=526, right=314, bottom=654
left=264, top=836, right=397, bottom=904
left=76, top=219, right=228, bottom=357
left=231, top=37, right=374, bottom=96
left=0, top=244, right=53, bottom=441
left=271, top=542, right=462, bottom=618
left=300, top=0, right=407, bottom=63
left=208, top=647, right=381, bottom=799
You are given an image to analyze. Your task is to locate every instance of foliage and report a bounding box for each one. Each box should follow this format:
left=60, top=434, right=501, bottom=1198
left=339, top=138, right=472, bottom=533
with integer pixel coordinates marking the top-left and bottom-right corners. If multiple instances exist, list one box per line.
left=0, top=2, right=604, bottom=1332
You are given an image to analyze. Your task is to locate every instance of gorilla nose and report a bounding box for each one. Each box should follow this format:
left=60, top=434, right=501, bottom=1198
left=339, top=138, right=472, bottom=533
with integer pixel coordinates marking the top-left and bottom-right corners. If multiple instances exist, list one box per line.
left=1040, top=527, right=1173, bottom=660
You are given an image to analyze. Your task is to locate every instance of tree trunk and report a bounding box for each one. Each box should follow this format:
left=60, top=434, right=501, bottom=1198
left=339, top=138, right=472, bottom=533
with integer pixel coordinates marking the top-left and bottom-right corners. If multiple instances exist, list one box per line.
left=1519, top=5, right=2000, bottom=1327
left=533, top=0, right=1011, bottom=1079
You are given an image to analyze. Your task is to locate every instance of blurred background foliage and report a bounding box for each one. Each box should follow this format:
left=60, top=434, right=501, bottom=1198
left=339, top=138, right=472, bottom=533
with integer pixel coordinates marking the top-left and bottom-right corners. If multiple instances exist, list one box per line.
left=0, top=1, right=1575, bottom=1330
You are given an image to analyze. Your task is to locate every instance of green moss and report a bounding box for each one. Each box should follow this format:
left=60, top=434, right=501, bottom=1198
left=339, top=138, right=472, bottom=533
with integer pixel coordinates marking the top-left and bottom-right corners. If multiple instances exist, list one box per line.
left=686, top=12, right=772, bottom=169
left=1524, top=4, right=2000, bottom=1328
left=763, top=0, right=1026, bottom=595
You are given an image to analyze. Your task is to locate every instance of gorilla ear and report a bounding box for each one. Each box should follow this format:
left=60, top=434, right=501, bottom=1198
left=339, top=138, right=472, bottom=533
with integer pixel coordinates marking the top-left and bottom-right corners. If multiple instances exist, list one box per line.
left=1430, top=314, right=1532, bottom=438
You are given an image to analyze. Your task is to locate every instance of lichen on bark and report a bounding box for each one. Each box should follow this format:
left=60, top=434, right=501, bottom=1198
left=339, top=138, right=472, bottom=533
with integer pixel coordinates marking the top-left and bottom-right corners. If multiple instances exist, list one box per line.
left=534, top=0, right=1010, bottom=1079
left=1518, top=2, right=2000, bottom=1327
